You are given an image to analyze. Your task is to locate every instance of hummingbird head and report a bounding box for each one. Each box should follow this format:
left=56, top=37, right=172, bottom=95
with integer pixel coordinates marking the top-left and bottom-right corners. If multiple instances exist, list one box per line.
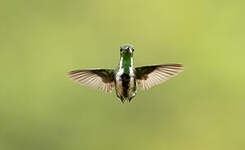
left=120, top=44, right=134, bottom=58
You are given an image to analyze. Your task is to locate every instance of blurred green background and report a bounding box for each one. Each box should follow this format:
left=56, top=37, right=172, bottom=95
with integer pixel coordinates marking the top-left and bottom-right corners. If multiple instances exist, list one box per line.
left=1, top=0, right=245, bottom=150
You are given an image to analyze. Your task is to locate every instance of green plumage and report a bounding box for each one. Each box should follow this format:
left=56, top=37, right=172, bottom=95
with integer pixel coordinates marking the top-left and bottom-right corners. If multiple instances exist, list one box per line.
left=121, top=55, right=131, bottom=74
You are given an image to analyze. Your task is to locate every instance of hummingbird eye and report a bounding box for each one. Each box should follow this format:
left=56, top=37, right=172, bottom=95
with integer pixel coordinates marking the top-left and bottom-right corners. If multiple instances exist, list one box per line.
left=120, top=48, right=122, bottom=53
left=132, top=48, right=134, bottom=52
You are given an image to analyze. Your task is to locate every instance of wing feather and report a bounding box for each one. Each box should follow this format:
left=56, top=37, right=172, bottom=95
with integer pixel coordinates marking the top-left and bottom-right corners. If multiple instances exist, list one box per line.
left=68, top=69, right=115, bottom=93
left=135, top=64, right=183, bottom=90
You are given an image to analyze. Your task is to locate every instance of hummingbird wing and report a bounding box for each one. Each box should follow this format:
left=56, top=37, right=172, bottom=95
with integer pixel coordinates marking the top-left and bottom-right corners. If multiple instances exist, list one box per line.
left=135, top=64, right=184, bottom=90
left=68, top=69, right=115, bottom=93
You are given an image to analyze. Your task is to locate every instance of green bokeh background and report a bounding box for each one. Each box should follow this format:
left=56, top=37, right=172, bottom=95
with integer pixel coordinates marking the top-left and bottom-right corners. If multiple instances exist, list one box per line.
left=1, top=0, right=245, bottom=150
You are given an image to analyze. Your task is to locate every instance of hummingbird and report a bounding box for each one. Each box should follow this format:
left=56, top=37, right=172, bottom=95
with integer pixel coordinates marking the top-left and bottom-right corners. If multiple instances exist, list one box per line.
left=68, top=44, right=184, bottom=103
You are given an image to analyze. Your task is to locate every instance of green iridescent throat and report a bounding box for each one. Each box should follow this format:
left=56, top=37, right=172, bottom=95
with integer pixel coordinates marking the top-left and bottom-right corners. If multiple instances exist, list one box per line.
left=120, top=54, right=133, bottom=74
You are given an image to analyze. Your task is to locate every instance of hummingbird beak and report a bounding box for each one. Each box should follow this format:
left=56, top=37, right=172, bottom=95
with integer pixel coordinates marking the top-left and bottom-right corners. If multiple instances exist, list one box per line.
left=121, top=49, right=130, bottom=54
left=126, top=47, right=133, bottom=53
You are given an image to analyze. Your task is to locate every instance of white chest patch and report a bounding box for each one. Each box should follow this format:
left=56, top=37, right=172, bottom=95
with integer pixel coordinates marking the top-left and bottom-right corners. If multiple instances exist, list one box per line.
left=129, top=67, right=134, bottom=77
left=116, top=68, right=124, bottom=81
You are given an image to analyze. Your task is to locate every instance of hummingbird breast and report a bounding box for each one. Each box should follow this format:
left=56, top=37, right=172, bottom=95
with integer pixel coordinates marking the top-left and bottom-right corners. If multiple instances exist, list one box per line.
left=115, top=70, right=136, bottom=102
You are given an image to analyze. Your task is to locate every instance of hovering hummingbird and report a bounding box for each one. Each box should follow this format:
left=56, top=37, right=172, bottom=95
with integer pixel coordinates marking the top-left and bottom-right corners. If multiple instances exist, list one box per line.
left=68, top=44, right=183, bottom=102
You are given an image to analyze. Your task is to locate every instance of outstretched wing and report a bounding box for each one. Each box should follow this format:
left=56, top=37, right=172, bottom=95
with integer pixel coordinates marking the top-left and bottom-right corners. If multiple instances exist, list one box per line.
left=68, top=69, right=115, bottom=93
left=135, top=64, right=184, bottom=90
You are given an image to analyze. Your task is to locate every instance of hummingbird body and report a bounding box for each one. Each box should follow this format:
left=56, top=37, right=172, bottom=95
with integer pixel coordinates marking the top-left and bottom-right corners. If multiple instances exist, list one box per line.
left=68, top=44, right=184, bottom=103
left=115, top=51, right=136, bottom=102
